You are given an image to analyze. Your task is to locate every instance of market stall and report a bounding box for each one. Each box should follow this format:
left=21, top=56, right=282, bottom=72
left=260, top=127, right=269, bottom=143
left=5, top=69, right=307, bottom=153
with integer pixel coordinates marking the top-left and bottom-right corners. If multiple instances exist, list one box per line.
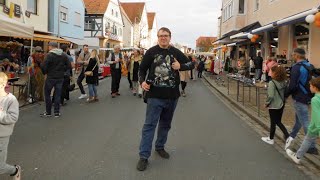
left=0, top=14, right=34, bottom=102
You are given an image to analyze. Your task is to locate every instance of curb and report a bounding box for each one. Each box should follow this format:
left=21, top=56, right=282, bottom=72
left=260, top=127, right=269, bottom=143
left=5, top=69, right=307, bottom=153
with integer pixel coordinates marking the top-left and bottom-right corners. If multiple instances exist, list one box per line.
left=203, top=74, right=320, bottom=171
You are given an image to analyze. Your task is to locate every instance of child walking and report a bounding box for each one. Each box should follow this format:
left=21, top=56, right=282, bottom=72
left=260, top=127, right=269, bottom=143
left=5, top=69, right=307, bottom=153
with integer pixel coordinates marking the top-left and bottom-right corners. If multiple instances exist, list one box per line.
left=261, top=66, right=290, bottom=145
left=0, top=72, right=21, bottom=179
left=286, top=77, right=320, bottom=164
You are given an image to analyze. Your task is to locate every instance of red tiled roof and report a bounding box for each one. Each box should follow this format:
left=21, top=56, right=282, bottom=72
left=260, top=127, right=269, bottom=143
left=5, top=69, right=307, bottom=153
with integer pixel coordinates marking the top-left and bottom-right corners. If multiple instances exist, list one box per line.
left=196, top=37, right=217, bottom=47
left=147, top=12, right=156, bottom=30
left=84, top=0, right=110, bottom=15
left=120, top=2, right=145, bottom=24
left=119, top=4, right=132, bottom=25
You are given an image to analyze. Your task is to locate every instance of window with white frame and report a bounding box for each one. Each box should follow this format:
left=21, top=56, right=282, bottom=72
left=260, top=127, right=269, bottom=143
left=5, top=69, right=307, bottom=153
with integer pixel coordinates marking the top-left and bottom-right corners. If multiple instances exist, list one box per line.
left=0, top=0, right=5, bottom=5
left=74, top=12, right=81, bottom=26
left=27, top=0, right=37, bottom=14
left=223, top=0, right=233, bottom=21
left=60, top=6, right=68, bottom=22
left=84, top=18, right=95, bottom=30
left=254, top=0, right=259, bottom=11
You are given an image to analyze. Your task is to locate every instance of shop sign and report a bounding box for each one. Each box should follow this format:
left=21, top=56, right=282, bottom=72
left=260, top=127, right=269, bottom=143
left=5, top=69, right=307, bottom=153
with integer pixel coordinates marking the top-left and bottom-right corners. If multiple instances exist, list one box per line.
left=14, top=4, right=21, bottom=18
left=3, top=6, right=10, bottom=15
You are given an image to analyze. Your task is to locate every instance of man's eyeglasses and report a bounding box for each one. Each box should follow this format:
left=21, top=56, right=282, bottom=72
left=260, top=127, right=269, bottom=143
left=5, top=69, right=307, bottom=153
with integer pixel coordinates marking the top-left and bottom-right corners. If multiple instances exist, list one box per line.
left=158, top=35, right=170, bottom=38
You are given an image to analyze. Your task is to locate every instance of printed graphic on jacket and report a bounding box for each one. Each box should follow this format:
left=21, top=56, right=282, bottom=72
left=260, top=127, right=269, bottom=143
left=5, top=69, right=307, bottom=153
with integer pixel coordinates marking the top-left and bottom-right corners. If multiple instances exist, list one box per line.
left=153, top=54, right=175, bottom=88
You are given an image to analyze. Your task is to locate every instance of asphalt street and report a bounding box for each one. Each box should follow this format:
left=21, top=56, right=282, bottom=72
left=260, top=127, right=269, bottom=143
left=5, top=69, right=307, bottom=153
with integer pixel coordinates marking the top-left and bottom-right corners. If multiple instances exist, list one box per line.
left=1, top=77, right=312, bottom=180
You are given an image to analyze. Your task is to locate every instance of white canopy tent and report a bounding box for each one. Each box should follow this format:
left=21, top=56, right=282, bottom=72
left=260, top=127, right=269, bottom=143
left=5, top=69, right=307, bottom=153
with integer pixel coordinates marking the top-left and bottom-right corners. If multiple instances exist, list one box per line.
left=0, top=14, right=34, bottom=51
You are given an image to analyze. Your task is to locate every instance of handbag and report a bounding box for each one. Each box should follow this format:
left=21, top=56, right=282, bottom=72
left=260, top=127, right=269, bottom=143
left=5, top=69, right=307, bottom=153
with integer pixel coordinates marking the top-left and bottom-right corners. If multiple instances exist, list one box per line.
left=84, top=62, right=98, bottom=76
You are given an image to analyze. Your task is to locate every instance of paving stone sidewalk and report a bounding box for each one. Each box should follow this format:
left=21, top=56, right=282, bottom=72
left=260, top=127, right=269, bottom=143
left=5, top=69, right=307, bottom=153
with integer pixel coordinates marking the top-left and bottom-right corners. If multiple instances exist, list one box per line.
left=202, top=72, right=320, bottom=171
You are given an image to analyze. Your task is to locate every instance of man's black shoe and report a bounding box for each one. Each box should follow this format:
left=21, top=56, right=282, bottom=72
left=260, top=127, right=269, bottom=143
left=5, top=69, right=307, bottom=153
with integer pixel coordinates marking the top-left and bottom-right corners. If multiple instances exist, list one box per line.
left=136, top=158, right=148, bottom=171
left=156, top=149, right=170, bottom=159
left=307, top=148, right=319, bottom=155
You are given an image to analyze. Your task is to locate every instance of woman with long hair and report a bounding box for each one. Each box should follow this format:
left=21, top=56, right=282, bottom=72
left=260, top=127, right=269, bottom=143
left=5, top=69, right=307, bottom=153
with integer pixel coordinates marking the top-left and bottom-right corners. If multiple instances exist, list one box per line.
left=261, top=65, right=289, bottom=145
left=129, top=49, right=142, bottom=97
left=85, top=49, right=99, bottom=102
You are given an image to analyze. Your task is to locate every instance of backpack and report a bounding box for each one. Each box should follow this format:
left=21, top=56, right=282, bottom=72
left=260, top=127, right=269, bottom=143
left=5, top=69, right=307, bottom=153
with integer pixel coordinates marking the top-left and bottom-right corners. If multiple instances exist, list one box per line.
left=298, top=62, right=319, bottom=98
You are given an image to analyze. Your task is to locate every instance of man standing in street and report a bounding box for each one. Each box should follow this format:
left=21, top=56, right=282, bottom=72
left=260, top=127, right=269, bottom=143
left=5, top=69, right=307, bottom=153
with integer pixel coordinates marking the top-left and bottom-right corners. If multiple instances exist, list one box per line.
left=254, top=52, right=263, bottom=80
left=77, top=44, right=90, bottom=99
left=107, top=45, right=123, bottom=98
left=136, top=27, right=194, bottom=171
left=285, top=48, right=318, bottom=154
left=41, top=42, right=71, bottom=118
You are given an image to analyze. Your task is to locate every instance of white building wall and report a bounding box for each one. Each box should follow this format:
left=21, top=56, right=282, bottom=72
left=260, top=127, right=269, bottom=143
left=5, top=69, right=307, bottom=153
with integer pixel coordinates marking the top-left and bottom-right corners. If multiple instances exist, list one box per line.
left=104, top=0, right=124, bottom=44
left=0, top=0, right=49, bottom=32
left=122, top=13, right=133, bottom=47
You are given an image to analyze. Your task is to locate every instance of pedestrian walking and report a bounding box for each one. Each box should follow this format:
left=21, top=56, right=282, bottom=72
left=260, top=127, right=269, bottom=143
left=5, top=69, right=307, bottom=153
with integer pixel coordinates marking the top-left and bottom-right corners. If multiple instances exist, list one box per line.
left=180, top=70, right=190, bottom=97
left=40, top=42, right=71, bottom=118
left=197, top=59, right=205, bottom=78
left=286, top=77, right=320, bottom=164
left=285, top=48, right=318, bottom=154
left=0, top=72, right=21, bottom=180
left=261, top=65, right=290, bottom=145
left=249, top=57, right=255, bottom=79
left=107, top=45, right=123, bottom=98
left=129, top=49, right=142, bottom=97
left=136, top=27, right=194, bottom=171
left=77, top=44, right=90, bottom=99
left=85, top=49, right=99, bottom=102
left=254, top=52, right=263, bottom=80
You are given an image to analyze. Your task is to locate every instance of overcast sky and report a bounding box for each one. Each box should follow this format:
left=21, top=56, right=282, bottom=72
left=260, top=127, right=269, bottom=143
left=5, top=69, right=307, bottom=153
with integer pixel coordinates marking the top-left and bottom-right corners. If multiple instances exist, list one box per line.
left=120, top=0, right=222, bottom=49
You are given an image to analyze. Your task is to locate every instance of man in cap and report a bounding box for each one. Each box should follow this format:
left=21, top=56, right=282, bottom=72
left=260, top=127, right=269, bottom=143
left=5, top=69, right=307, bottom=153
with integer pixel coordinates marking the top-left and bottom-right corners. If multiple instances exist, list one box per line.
left=285, top=48, right=318, bottom=154
left=41, top=42, right=71, bottom=118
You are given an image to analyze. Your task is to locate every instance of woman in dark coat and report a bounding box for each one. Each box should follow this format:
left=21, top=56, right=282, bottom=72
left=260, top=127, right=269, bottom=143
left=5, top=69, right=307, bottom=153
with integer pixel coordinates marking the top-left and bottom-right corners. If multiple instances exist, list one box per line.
left=85, top=49, right=99, bottom=102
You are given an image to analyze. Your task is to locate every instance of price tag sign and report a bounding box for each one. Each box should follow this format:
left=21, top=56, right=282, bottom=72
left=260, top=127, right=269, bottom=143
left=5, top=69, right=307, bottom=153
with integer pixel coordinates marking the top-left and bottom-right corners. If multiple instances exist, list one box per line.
left=3, top=6, right=10, bottom=15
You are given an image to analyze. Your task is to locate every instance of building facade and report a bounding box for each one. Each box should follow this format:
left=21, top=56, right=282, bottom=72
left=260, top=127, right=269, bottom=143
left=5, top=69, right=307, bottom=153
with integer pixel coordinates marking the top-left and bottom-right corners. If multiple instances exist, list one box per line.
left=120, top=2, right=149, bottom=49
left=120, top=5, right=134, bottom=48
left=103, top=0, right=124, bottom=48
left=48, top=0, right=85, bottom=45
left=147, top=12, right=158, bottom=48
left=83, top=0, right=124, bottom=50
left=218, top=0, right=320, bottom=67
left=0, top=0, right=49, bottom=32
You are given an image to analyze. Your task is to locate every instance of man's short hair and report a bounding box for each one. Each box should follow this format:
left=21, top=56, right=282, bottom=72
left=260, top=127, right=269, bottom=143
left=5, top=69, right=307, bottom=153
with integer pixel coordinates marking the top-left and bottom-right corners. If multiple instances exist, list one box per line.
left=294, top=48, right=306, bottom=56
left=83, top=44, right=89, bottom=48
left=158, top=27, right=171, bottom=37
left=61, top=44, right=69, bottom=52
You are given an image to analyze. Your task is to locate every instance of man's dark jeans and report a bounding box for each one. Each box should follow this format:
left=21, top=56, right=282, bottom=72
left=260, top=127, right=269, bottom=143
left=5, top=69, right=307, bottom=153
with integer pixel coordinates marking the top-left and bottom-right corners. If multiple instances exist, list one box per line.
left=111, top=69, right=121, bottom=93
left=139, top=98, right=178, bottom=159
left=77, top=71, right=86, bottom=94
left=44, top=79, right=63, bottom=114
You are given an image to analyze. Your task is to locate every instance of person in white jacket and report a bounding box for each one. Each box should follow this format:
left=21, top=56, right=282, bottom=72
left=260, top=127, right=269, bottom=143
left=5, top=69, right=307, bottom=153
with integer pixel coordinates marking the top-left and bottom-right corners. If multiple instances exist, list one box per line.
left=0, top=72, right=21, bottom=179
